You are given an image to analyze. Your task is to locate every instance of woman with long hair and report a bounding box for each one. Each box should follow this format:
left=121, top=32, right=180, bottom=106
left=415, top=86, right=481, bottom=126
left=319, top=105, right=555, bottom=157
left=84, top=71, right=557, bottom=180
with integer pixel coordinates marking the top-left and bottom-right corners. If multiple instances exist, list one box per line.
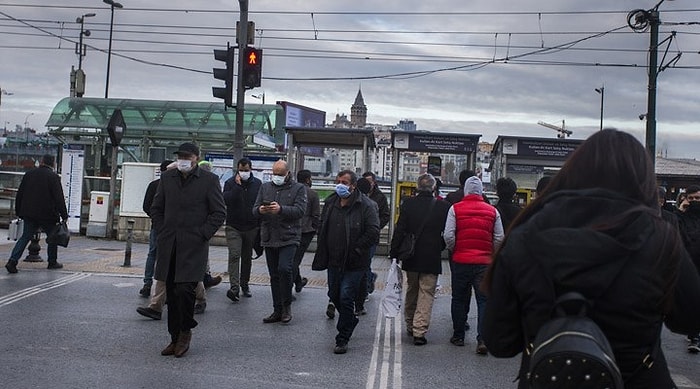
left=482, top=129, right=700, bottom=388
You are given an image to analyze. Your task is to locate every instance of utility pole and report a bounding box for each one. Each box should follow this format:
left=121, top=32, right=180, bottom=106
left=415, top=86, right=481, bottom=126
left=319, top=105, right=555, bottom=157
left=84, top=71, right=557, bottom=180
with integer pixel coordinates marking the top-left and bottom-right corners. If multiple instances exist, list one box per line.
left=646, top=11, right=660, bottom=165
left=234, top=0, right=249, bottom=163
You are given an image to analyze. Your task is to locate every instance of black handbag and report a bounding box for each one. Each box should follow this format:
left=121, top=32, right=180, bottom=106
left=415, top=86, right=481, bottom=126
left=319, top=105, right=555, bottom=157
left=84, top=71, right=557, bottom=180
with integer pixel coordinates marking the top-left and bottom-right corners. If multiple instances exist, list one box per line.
left=394, top=199, right=435, bottom=261
left=47, top=221, right=70, bottom=248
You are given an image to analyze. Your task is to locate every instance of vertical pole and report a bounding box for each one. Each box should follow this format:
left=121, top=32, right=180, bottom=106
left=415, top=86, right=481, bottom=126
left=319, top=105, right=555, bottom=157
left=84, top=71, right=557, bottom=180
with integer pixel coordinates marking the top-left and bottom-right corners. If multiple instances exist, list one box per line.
left=122, top=219, right=134, bottom=267
left=599, top=87, right=604, bottom=131
left=105, top=5, right=115, bottom=99
left=233, top=0, right=249, bottom=163
left=106, top=144, right=118, bottom=238
left=646, top=11, right=659, bottom=167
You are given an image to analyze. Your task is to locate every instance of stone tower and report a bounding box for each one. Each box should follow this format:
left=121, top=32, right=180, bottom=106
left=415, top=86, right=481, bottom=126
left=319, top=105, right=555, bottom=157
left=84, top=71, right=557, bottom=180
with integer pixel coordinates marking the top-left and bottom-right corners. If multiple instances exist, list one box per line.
left=350, top=88, right=367, bottom=128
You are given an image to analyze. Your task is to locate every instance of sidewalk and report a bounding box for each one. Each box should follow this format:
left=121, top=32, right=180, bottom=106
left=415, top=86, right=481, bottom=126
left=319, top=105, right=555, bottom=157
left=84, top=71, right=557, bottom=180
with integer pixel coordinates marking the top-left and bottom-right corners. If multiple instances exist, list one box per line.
left=0, top=231, right=448, bottom=294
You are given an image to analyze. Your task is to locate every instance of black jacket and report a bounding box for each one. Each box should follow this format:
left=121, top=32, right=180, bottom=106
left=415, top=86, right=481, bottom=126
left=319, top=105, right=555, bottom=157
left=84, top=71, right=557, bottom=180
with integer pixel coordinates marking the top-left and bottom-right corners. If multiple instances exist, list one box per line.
left=678, top=205, right=700, bottom=269
left=390, top=193, right=450, bottom=274
left=313, top=190, right=380, bottom=271
left=495, top=199, right=522, bottom=231
left=483, top=189, right=700, bottom=388
left=16, top=165, right=68, bottom=223
left=142, top=179, right=159, bottom=217
left=223, top=174, right=262, bottom=231
left=368, top=187, right=390, bottom=229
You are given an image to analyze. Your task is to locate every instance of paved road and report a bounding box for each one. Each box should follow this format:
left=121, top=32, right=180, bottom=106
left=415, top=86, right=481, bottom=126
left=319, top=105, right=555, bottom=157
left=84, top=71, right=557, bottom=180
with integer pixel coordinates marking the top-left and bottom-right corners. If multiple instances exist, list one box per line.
left=1, top=234, right=699, bottom=388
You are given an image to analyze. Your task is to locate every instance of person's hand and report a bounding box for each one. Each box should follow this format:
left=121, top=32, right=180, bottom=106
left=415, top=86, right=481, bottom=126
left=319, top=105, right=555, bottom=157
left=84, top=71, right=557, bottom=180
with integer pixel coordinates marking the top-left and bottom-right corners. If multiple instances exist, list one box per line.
left=235, top=173, right=241, bottom=185
left=260, top=202, right=280, bottom=215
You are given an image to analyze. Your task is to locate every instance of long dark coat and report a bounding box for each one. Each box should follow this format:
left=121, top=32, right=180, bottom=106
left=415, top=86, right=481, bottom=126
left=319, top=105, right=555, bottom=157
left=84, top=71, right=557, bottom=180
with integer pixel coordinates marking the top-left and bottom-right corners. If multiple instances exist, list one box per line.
left=151, top=166, right=226, bottom=283
left=16, top=165, right=68, bottom=223
left=389, top=192, right=451, bottom=274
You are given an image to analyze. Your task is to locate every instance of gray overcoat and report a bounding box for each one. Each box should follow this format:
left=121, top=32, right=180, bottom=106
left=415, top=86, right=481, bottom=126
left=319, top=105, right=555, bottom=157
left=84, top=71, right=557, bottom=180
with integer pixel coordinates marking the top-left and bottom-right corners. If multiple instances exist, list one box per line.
left=151, top=166, right=226, bottom=283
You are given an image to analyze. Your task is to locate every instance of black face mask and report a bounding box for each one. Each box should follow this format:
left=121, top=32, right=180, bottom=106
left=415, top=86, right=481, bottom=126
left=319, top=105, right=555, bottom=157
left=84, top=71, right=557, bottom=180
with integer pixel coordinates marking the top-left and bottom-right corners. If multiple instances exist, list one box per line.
left=688, top=202, right=700, bottom=213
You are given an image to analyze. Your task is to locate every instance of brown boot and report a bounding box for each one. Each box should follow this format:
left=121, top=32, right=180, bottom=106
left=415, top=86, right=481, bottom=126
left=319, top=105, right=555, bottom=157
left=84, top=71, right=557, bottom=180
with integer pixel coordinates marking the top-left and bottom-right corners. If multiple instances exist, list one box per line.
left=174, top=330, right=191, bottom=358
left=263, top=312, right=282, bottom=323
left=281, top=305, right=292, bottom=323
left=161, top=341, right=176, bottom=356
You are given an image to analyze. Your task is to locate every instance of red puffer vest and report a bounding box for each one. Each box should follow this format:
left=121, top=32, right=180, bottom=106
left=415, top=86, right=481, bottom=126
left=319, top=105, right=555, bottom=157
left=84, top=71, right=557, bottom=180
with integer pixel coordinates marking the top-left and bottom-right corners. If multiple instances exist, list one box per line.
left=452, top=194, right=496, bottom=265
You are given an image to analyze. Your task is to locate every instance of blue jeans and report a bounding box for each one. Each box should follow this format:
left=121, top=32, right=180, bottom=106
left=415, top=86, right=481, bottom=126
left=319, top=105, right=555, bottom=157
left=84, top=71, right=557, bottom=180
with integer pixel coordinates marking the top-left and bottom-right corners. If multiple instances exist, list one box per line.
left=143, top=228, right=158, bottom=286
left=264, top=245, right=297, bottom=312
left=354, top=244, right=377, bottom=307
left=9, top=218, right=58, bottom=263
left=450, top=262, right=488, bottom=341
left=327, top=268, right=363, bottom=344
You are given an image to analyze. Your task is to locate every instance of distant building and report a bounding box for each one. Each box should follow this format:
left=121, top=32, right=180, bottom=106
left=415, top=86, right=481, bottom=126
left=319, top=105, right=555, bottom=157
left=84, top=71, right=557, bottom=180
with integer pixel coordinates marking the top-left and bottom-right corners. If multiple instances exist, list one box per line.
left=350, top=88, right=367, bottom=128
left=397, top=119, right=416, bottom=132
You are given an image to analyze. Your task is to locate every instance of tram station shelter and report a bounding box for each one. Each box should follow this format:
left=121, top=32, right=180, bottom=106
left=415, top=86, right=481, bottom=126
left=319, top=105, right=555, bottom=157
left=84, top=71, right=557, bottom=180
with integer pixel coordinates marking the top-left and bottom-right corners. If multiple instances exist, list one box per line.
left=45, top=97, right=285, bottom=237
left=489, top=135, right=584, bottom=203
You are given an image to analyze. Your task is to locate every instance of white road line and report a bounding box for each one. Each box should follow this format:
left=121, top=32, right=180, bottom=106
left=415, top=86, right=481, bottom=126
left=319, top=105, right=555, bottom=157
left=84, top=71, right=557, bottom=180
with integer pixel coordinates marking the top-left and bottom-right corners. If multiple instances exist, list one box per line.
left=0, top=273, right=91, bottom=307
left=367, top=309, right=403, bottom=389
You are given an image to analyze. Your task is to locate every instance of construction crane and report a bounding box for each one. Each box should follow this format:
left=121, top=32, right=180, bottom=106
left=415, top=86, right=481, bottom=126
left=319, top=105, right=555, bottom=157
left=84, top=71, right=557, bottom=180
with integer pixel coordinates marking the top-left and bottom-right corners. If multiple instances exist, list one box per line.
left=537, top=120, right=572, bottom=139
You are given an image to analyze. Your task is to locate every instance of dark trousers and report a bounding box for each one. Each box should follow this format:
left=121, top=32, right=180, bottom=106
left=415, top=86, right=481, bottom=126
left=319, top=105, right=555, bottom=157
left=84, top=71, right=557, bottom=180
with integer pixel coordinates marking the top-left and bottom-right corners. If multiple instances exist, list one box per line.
left=450, top=262, right=488, bottom=341
left=354, top=244, right=377, bottom=308
left=327, top=267, right=363, bottom=344
left=143, top=228, right=157, bottom=286
left=165, top=250, right=197, bottom=342
left=265, top=245, right=296, bottom=312
left=293, top=232, right=315, bottom=287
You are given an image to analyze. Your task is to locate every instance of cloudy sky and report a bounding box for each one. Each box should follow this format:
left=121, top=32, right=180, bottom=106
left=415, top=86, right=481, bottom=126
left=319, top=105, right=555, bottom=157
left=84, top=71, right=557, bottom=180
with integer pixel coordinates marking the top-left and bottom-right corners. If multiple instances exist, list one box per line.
left=1, top=1, right=700, bottom=157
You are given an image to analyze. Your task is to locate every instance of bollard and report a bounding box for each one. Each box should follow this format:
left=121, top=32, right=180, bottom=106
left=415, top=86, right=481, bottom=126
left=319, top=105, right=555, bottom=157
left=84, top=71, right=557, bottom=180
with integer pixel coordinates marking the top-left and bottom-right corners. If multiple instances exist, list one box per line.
left=122, top=219, right=135, bottom=267
left=24, top=229, right=43, bottom=262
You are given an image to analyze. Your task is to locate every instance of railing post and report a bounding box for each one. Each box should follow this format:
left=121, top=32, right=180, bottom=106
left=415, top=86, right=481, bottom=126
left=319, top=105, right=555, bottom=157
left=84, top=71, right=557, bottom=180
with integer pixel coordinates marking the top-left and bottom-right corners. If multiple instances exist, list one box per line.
left=122, top=219, right=134, bottom=267
left=24, top=229, right=43, bottom=262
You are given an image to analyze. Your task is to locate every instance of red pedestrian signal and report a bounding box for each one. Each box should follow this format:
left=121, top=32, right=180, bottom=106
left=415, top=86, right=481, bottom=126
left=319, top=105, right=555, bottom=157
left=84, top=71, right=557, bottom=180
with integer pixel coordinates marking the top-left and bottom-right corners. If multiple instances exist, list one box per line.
left=242, top=47, right=262, bottom=89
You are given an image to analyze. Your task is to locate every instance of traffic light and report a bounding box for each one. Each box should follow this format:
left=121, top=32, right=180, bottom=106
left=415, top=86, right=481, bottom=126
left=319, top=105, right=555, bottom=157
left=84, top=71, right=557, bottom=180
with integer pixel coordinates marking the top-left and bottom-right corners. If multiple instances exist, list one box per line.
left=212, top=47, right=234, bottom=107
left=242, top=47, right=262, bottom=89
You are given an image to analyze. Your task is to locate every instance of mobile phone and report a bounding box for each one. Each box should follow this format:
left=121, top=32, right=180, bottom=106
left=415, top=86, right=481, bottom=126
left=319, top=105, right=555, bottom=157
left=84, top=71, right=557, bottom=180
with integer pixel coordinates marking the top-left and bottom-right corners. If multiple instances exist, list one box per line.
left=261, top=200, right=272, bottom=206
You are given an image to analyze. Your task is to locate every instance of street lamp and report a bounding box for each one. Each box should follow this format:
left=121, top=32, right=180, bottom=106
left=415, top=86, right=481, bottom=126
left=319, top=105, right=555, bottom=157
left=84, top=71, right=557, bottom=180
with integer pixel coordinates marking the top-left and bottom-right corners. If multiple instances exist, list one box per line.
left=595, top=86, right=604, bottom=131
left=76, top=13, right=96, bottom=71
left=103, top=0, right=123, bottom=99
left=23, top=113, right=34, bottom=130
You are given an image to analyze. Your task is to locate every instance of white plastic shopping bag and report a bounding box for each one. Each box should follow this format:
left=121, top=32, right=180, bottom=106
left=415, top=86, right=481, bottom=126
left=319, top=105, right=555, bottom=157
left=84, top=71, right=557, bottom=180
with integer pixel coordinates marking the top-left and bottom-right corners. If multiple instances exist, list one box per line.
left=381, top=258, right=403, bottom=317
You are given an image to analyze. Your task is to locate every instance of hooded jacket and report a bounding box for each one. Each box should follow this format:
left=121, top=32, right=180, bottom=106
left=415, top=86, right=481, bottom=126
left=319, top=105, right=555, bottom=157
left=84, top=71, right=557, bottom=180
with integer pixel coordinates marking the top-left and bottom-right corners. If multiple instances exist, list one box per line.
left=483, top=188, right=700, bottom=388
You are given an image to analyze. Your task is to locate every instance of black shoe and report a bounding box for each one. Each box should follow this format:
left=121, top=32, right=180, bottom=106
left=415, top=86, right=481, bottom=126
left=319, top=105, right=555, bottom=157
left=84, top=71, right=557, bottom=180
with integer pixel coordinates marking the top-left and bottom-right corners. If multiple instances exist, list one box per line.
left=226, top=288, right=239, bottom=302
left=263, top=312, right=282, bottom=323
left=194, top=302, right=206, bottom=314
left=450, top=336, right=465, bottom=347
left=326, top=302, right=336, bottom=319
left=476, top=340, right=488, bottom=355
left=5, top=260, right=18, bottom=274
left=241, top=286, right=252, bottom=297
left=414, top=336, right=427, bottom=346
left=368, top=272, right=377, bottom=294
left=295, top=277, right=308, bottom=293
left=281, top=305, right=292, bottom=323
left=139, top=284, right=151, bottom=298
left=689, top=339, right=700, bottom=354
left=136, top=307, right=162, bottom=320
left=47, top=261, right=63, bottom=270
left=334, top=342, right=348, bottom=354
left=354, top=305, right=367, bottom=316
left=203, top=274, right=222, bottom=289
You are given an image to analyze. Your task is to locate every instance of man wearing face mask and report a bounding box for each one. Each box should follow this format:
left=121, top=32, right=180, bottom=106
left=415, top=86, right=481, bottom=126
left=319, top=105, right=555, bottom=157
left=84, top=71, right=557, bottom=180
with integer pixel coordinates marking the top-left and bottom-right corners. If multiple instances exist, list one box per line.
left=677, top=185, right=700, bottom=353
left=150, top=142, right=226, bottom=358
left=254, top=159, right=307, bottom=324
left=312, top=170, right=380, bottom=354
left=223, top=157, right=262, bottom=301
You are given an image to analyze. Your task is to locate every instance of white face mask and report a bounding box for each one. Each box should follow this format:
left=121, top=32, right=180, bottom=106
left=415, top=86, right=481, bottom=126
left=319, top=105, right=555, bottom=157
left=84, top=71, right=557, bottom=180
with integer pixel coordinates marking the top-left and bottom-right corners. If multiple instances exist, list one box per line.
left=239, top=171, right=251, bottom=180
left=176, top=159, right=193, bottom=173
left=271, top=174, right=286, bottom=186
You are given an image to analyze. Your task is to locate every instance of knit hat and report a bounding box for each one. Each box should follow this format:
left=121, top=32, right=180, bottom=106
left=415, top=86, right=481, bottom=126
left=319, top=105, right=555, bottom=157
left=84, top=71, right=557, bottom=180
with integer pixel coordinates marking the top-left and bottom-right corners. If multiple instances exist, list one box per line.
left=464, top=176, right=483, bottom=196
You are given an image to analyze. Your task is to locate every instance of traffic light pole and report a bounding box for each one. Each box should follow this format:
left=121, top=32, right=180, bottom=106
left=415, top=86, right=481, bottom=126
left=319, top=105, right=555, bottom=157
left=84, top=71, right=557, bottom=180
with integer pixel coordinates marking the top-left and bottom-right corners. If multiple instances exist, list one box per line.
left=234, top=0, right=249, bottom=163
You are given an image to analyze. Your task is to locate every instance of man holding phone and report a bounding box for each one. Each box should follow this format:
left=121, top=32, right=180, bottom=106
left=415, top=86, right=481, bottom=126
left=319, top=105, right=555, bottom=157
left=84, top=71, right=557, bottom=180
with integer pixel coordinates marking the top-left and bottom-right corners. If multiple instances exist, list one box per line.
left=254, top=160, right=307, bottom=324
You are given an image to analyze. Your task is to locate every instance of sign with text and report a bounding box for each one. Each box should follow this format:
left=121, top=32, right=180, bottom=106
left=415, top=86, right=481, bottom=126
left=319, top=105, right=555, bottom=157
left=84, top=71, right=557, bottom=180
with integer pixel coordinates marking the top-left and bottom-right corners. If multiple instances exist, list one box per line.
left=393, top=132, right=478, bottom=153
left=61, top=144, right=84, bottom=233
left=516, top=139, right=581, bottom=159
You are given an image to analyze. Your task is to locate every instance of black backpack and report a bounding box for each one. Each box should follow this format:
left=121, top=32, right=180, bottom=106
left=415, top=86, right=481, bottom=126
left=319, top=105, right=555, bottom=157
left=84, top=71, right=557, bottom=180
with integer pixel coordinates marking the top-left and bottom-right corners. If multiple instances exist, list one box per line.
left=527, top=292, right=624, bottom=389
